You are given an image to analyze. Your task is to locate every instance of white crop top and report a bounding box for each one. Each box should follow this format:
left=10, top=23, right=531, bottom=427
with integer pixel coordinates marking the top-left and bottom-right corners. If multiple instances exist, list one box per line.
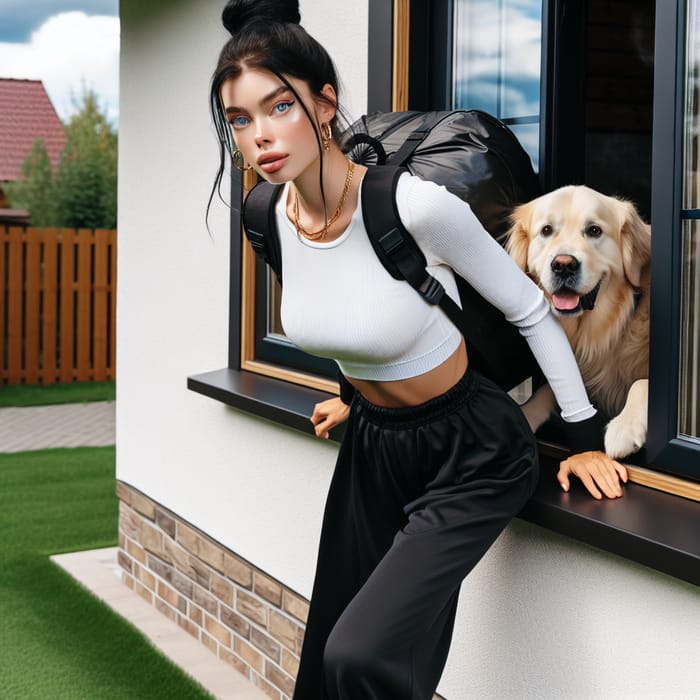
left=276, top=172, right=596, bottom=423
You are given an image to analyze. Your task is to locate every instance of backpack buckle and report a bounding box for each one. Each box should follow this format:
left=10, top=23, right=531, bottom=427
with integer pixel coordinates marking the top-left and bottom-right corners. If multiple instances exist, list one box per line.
left=246, top=228, right=266, bottom=252
left=418, top=275, right=445, bottom=305
left=378, top=227, right=405, bottom=255
left=407, top=128, right=429, bottom=142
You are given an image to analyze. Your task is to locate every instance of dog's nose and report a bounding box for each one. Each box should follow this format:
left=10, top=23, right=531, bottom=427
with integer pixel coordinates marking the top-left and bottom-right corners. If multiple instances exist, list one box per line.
left=551, top=255, right=580, bottom=275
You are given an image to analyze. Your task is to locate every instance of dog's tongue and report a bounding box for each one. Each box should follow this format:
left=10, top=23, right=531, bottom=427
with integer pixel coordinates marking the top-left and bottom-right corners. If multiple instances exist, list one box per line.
left=552, top=291, right=581, bottom=310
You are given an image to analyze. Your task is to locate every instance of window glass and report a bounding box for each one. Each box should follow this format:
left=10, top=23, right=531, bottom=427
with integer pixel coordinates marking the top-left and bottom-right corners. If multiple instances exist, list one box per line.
left=584, top=1, right=654, bottom=222
left=679, top=222, right=700, bottom=438
left=684, top=0, right=700, bottom=211
left=268, top=273, right=284, bottom=337
left=452, top=0, right=542, bottom=168
left=681, top=0, right=700, bottom=439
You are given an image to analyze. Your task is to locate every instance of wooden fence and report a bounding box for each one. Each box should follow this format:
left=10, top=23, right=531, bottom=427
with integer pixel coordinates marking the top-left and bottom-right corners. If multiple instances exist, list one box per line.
left=0, top=226, right=117, bottom=385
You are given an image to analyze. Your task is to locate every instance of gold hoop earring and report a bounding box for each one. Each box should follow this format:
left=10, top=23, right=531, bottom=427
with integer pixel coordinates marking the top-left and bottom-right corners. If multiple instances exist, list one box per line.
left=321, top=123, right=332, bottom=151
left=232, top=148, right=252, bottom=172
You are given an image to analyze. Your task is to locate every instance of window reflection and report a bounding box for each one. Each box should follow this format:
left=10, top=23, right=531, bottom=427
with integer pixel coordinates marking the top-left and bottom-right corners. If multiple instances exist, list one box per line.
left=452, top=0, right=542, bottom=168
left=680, top=0, right=700, bottom=439
left=684, top=0, right=700, bottom=211
left=679, top=223, right=700, bottom=438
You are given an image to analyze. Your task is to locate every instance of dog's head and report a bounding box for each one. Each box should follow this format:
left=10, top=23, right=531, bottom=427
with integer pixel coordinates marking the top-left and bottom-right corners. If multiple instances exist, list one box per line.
left=506, top=185, right=651, bottom=318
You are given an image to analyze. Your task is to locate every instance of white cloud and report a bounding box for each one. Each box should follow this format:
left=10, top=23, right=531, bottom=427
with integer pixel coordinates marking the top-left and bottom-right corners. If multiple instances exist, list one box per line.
left=454, top=1, right=541, bottom=82
left=0, top=11, right=119, bottom=125
left=463, top=80, right=540, bottom=116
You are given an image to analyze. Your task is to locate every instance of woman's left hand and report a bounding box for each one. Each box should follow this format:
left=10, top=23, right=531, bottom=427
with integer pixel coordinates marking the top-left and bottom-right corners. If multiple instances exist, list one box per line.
left=557, top=450, right=629, bottom=500
left=310, top=397, right=350, bottom=439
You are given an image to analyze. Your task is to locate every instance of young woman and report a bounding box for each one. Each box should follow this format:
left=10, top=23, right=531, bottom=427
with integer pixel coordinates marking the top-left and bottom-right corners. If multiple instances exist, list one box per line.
left=210, top=1, right=628, bottom=697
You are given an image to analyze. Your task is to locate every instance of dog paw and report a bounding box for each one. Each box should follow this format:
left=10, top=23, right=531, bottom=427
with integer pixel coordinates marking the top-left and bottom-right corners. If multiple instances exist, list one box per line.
left=605, top=414, right=646, bottom=459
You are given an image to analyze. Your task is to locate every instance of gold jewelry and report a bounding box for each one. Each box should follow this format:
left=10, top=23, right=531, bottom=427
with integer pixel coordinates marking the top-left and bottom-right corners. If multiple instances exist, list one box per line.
left=321, top=122, right=333, bottom=151
left=293, top=161, right=355, bottom=241
left=232, top=148, right=252, bottom=172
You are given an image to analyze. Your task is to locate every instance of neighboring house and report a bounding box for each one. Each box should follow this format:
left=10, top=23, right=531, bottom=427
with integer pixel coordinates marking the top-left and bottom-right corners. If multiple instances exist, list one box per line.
left=0, top=78, right=66, bottom=223
left=116, top=2, right=700, bottom=699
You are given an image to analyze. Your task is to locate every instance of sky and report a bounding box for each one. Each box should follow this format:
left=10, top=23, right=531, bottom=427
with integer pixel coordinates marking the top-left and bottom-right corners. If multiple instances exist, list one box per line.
left=0, top=0, right=120, bottom=125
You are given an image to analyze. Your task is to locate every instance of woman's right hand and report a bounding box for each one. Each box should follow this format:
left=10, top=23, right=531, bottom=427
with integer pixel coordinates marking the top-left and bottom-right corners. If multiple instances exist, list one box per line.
left=310, top=397, right=350, bottom=439
left=558, top=450, right=629, bottom=499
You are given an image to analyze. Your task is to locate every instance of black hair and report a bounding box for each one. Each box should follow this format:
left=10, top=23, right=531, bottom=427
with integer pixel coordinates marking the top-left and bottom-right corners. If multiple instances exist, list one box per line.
left=207, top=0, right=344, bottom=226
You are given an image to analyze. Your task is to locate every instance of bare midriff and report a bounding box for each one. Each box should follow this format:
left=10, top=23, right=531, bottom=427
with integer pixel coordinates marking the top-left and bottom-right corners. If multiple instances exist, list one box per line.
left=345, top=337, right=469, bottom=408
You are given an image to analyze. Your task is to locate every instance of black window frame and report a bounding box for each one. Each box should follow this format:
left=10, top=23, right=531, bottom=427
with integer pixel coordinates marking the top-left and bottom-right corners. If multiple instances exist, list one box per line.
left=252, top=259, right=338, bottom=377
left=412, top=0, right=699, bottom=481
left=188, top=0, right=700, bottom=588
left=647, top=0, right=700, bottom=479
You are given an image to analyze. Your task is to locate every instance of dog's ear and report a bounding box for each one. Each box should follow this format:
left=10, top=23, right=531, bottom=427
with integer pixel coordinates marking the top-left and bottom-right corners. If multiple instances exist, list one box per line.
left=619, top=201, right=651, bottom=288
left=506, top=202, right=533, bottom=272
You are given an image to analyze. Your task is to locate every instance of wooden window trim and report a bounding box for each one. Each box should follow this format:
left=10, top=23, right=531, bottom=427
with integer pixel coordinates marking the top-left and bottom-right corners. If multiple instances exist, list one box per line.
left=392, top=0, right=410, bottom=111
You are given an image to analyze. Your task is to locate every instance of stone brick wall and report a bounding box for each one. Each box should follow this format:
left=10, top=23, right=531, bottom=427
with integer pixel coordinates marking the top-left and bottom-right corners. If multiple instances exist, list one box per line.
left=117, top=481, right=446, bottom=700
left=116, top=481, right=307, bottom=699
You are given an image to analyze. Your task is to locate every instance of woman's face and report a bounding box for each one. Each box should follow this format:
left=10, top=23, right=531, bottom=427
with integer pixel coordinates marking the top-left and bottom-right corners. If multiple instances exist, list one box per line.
left=220, top=68, right=333, bottom=184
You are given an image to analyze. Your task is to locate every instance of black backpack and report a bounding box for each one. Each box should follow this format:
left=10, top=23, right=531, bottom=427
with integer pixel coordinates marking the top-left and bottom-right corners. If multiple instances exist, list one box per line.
left=243, top=109, right=542, bottom=391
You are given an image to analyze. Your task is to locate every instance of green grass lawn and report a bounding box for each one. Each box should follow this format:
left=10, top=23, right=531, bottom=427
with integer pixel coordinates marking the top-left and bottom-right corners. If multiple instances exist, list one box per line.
left=0, top=381, right=116, bottom=408
left=0, top=446, right=213, bottom=699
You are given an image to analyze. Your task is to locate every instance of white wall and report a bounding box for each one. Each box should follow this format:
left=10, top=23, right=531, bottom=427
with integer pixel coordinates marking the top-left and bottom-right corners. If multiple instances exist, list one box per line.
left=117, top=0, right=368, bottom=592
left=444, top=520, right=700, bottom=699
left=117, top=2, right=700, bottom=697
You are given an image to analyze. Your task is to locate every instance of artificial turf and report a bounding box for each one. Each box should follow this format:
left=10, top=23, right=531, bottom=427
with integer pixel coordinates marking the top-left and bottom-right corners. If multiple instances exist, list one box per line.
left=0, top=381, right=116, bottom=408
left=0, top=446, right=213, bottom=699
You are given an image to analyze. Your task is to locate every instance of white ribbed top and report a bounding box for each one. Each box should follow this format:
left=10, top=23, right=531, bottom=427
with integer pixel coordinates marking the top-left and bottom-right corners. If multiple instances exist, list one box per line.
left=276, top=173, right=596, bottom=422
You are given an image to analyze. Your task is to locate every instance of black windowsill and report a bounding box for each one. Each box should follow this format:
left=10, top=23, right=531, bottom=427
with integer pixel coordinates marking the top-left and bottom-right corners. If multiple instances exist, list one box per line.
left=188, top=367, right=700, bottom=588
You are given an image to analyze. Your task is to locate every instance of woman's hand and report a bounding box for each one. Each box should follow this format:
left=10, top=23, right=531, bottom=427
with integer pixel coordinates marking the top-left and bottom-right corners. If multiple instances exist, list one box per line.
left=558, top=451, right=629, bottom=500
left=310, top=397, right=350, bottom=439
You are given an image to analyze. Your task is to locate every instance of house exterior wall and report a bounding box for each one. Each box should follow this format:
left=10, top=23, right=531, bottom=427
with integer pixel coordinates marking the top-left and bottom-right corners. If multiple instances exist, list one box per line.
left=117, top=1, right=700, bottom=698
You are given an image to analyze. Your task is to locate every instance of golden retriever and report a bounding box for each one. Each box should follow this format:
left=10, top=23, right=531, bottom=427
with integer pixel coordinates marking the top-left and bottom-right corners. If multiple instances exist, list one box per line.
left=506, top=185, right=651, bottom=459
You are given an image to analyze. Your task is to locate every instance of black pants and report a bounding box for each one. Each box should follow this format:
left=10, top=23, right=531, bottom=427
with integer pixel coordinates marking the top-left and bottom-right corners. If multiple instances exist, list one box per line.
left=293, top=368, right=539, bottom=700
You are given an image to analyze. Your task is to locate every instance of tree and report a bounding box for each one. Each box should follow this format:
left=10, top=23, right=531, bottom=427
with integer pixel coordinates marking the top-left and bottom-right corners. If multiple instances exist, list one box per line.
left=5, top=139, right=58, bottom=225
left=7, top=90, right=117, bottom=228
left=55, top=91, right=117, bottom=229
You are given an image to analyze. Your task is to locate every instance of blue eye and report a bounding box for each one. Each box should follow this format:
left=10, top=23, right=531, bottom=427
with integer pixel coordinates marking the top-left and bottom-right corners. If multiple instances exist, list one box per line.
left=229, top=115, right=250, bottom=129
left=274, top=101, right=294, bottom=115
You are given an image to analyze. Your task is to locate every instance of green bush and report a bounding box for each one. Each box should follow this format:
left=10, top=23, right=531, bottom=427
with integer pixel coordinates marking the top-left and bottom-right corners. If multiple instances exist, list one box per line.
left=7, top=90, right=117, bottom=229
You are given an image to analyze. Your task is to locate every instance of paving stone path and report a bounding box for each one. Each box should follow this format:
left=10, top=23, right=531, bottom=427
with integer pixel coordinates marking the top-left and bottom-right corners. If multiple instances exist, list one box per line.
left=0, top=401, right=115, bottom=452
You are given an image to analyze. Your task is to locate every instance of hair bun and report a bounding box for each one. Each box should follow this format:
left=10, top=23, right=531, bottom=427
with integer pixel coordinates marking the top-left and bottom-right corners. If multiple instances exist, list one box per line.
left=222, top=0, right=301, bottom=35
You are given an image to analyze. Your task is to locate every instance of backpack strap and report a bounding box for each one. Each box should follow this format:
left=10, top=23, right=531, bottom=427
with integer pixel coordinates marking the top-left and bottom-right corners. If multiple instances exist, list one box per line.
left=361, top=166, right=468, bottom=337
left=242, top=180, right=285, bottom=284
left=385, top=114, right=443, bottom=166
left=243, top=164, right=466, bottom=338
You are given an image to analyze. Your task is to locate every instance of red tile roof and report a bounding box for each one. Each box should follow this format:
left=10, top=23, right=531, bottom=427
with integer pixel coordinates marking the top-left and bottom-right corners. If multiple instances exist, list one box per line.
left=0, top=78, right=66, bottom=182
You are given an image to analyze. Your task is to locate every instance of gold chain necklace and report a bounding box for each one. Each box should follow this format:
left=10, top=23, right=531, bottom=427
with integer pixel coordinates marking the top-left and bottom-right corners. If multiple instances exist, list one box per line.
left=293, top=161, right=355, bottom=241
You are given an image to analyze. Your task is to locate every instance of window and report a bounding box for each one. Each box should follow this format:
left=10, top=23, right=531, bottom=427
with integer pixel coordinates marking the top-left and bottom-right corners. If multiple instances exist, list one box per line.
left=224, top=0, right=700, bottom=482
left=647, top=0, right=700, bottom=480
left=239, top=0, right=546, bottom=390
left=188, top=0, right=700, bottom=583
left=247, top=254, right=337, bottom=385
left=646, top=0, right=700, bottom=479
left=237, top=169, right=338, bottom=393
left=453, top=0, right=542, bottom=168
left=407, top=0, right=700, bottom=484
